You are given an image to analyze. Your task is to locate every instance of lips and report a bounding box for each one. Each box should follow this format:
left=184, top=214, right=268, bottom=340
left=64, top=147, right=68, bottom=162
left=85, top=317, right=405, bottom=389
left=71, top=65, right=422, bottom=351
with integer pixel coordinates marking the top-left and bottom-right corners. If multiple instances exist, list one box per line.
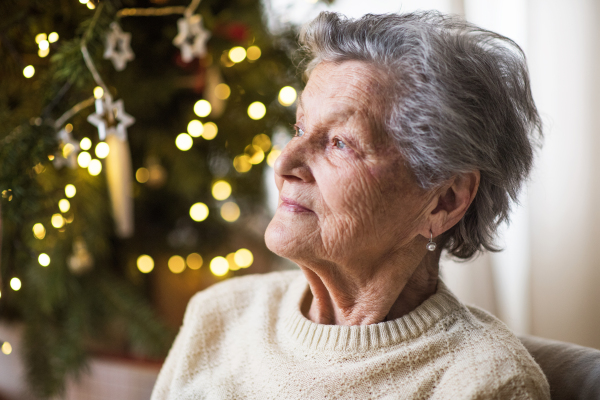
left=279, top=196, right=313, bottom=213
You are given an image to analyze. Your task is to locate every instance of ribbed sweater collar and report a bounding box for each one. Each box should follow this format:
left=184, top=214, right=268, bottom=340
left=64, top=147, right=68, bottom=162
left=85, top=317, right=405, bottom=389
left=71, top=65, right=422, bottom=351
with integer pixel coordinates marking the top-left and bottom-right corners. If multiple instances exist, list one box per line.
left=282, top=273, right=463, bottom=352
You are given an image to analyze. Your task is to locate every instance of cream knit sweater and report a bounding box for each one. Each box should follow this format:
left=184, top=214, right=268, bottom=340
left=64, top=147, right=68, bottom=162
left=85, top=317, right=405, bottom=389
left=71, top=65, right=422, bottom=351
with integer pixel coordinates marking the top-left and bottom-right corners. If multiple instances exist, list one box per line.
left=151, top=271, right=550, bottom=399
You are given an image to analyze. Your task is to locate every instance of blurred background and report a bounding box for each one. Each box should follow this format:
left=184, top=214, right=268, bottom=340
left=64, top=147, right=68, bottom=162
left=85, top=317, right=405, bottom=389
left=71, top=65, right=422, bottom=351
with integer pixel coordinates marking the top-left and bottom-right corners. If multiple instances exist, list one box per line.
left=0, top=0, right=598, bottom=398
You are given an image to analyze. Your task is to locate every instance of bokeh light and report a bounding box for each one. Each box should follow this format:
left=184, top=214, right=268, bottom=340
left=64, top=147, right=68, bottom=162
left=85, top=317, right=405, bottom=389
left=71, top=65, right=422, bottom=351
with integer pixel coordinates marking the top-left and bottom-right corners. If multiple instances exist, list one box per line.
left=77, top=151, right=91, bottom=168
left=95, top=142, right=110, bottom=158
left=190, top=202, right=209, bottom=222
left=278, top=86, right=297, bottom=106
left=246, top=46, right=261, bottom=61
left=35, top=33, right=47, bottom=44
left=247, top=101, right=266, bottom=120
left=10, top=278, right=21, bottom=291
left=136, top=167, right=150, bottom=183
left=51, top=213, right=65, bottom=229
left=58, top=199, right=70, bottom=213
left=226, top=252, right=240, bottom=271
left=267, top=148, right=281, bottom=167
left=233, top=154, right=252, bottom=173
left=1, top=342, right=12, bottom=355
left=137, top=255, right=154, bottom=273
left=212, top=180, right=232, bottom=201
left=23, top=65, right=35, bottom=78
left=38, top=253, right=50, bottom=267
left=65, top=184, right=76, bottom=198
left=32, top=223, right=46, bottom=240
left=194, top=99, right=212, bottom=117
left=214, top=83, right=231, bottom=100
left=80, top=137, right=92, bottom=151
left=234, top=248, right=253, bottom=268
left=186, top=253, right=203, bottom=270
left=88, top=159, right=102, bottom=176
left=220, top=202, right=240, bottom=222
left=228, top=46, right=246, bottom=63
left=38, top=48, right=49, bottom=58
left=48, top=32, right=59, bottom=43
left=168, top=255, right=186, bottom=274
left=252, top=134, right=271, bottom=152
left=93, top=86, right=104, bottom=99
left=202, top=122, right=218, bottom=140
left=210, top=257, right=229, bottom=276
left=245, top=144, right=265, bottom=165
left=175, top=133, right=193, bottom=151
left=38, top=40, right=49, bottom=51
left=187, top=120, right=204, bottom=137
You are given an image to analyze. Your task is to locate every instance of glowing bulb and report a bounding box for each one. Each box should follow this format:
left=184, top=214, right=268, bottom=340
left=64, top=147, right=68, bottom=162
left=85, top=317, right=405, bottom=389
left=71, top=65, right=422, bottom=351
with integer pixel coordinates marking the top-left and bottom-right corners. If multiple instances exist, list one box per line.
left=214, top=83, right=231, bottom=100
left=190, top=202, right=209, bottom=222
left=194, top=99, right=212, bottom=117
left=48, top=32, right=59, bottom=43
left=221, top=202, right=240, bottom=222
left=80, top=137, right=92, bottom=150
left=38, top=253, right=50, bottom=267
left=23, top=65, right=35, bottom=78
left=234, top=248, right=253, bottom=268
left=62, top=143, right=75, bottom=158
left=267, top=148, right=281, bottom=167
left=228, top=46, right=247, bottom=63
left=10, top=278, right=21, bottom=291
left=202, top=122, right=218, bottom=140
left=226, top=252, right=240, bottom=271
left=136, top=167, right=149, bottom=183
left=247, top=101, right=266, bottom=120
left=168, top=255, right=186, bottom=274
left=58, top=199, right=70, bottom=213
left=32, top=223, right=46, bottom=239
left=245, top=144, right=265, bottom=165
left=233, top=155, right=252, bottom=173
left=186, top=253, right=203, bottom=270
left=278, top=86, right=297, bottom=106
left=1, top=342, right=12, bottom=355
left=65, top=123, right=73, bottom=133
left=88, top=159, right=102, bottom=176
left=65, top=184, right=76, bottom=198
left=79, top=0, right=87, bottom=3
left=252, top=133, right=271, bottom=152
left=77, top=151, right=91, bottom=168
left=51, top=213, right=65, bottom=229
left=93, top=86, right=104, bottom=99
left=35, top=33, right=47, bottom=44
left=210, top=257, right=229, bottom=276
left=87, top=1, right=95, bottom=9
left=38, top=48, right=49, bottom=58
left=187, top=120, right=204, bottom=137
left=175, top=133, right=193, bottom=151
left=95, top=142, right=110, bottom=158
left=246, top=46, right=261, bottom=61
left=212, top=180, right=232, bottom=201
left=38, top=40, right=49, bottom=50
left=137, top=255, right=154, bottom=273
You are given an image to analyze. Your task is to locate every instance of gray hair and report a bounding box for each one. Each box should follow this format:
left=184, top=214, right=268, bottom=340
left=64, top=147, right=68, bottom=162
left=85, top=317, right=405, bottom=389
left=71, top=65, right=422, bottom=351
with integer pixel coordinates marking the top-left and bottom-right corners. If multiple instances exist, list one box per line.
left=298, top=11, right=542, bottom=259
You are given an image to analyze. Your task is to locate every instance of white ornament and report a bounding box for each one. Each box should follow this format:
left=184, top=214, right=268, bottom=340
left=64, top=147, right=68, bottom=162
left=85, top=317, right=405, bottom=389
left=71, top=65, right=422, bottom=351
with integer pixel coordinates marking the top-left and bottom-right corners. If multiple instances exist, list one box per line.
left=87, top=93, right=135, bottom=141
left=172, top=14, right=211, bottom=63
left=103, top=22, right=135, bottom=71
left=54, top=127, right=80, bottom=169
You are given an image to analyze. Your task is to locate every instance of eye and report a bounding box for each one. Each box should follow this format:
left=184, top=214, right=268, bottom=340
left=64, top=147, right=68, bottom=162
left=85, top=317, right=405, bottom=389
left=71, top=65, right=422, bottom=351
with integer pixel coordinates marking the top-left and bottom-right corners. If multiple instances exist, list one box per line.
left=294, top=125, right=305, bottom=137
left=334, top=138, right=346, bottom=149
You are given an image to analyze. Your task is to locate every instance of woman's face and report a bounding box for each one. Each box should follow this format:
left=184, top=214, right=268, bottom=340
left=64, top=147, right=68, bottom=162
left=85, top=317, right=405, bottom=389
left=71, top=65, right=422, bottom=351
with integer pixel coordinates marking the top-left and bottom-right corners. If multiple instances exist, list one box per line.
left=265, top=61, right=432, bottom=274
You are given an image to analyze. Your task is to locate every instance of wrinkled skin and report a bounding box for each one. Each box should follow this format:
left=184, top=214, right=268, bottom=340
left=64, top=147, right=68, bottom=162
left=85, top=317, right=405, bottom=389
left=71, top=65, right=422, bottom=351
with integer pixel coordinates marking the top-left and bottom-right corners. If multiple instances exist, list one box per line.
left=265, top=61, right=479, bottom=325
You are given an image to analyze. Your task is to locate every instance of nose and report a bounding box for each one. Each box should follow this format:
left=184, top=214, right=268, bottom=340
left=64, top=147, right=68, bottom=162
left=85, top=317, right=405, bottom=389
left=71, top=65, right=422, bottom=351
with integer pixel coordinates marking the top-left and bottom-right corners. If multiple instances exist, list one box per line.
left=273, top=136, right=314, bottom=186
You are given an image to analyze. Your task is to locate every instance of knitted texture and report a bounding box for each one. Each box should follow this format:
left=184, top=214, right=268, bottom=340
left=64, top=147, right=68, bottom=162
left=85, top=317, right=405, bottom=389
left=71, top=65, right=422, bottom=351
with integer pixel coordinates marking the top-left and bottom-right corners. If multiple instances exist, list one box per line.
left=151, top=271, right=550, bottom=399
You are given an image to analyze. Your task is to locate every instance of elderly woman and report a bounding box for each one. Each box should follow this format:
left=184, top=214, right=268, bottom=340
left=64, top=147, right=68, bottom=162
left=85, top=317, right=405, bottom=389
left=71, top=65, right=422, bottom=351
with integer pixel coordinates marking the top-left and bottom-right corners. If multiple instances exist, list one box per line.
left=152, top=11, right=550, bottom=399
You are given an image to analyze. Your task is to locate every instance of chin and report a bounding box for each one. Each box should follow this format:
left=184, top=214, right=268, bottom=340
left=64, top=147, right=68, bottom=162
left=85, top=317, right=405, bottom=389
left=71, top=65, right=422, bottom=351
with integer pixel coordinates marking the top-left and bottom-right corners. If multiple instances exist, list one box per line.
left=265, top=214, right=306, bottom=261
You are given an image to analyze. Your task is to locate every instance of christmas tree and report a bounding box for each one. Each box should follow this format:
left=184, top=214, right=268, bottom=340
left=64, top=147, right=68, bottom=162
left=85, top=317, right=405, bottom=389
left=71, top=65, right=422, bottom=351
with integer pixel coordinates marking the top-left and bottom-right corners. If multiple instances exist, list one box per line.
left=0, top=0, right=300, bottom=396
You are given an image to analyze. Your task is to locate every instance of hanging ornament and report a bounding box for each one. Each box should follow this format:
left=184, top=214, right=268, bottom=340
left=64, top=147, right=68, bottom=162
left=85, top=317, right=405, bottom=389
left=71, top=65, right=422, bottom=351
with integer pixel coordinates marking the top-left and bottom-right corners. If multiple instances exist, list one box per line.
left=173, top=14, right=211, bottom=63
left=87, top=93, right=135, bottom=141
left=67, top=238, right=94, bottom=275
left=103, top=22, right=135, bottom=71
left=53, top=127, right=80, bottom=169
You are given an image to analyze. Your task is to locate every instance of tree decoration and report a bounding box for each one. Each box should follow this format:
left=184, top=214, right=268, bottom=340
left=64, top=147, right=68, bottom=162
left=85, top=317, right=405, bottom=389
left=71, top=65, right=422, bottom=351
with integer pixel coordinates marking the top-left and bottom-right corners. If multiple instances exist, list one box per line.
left=172, top=13, right=211, bottom=62
left=67, top=237, right=94, bottom=274
left=87, top=93, right=135, bottom=141
left=53, top=127, right=80, bottom=169
left=103, top=22, right=135, bottom=71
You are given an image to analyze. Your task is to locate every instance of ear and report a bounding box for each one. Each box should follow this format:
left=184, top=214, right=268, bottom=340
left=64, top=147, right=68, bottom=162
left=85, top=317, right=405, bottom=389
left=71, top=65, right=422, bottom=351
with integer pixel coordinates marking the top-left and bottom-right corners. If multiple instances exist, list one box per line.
left=423, top=171, right=480, bottom=238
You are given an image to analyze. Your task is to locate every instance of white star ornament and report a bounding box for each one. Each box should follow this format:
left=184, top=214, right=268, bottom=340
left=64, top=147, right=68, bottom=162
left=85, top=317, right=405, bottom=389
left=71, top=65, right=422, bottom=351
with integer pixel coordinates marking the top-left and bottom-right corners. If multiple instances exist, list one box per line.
left=87, top=93, right=135, bottom=141
left=173, top=14, right=211, bottom=63
left=104, top=22, right=135, bottom=71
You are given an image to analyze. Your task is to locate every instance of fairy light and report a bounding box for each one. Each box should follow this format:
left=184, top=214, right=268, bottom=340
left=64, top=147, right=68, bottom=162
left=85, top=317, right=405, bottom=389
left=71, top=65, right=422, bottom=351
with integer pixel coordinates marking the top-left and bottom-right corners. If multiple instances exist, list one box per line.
left=38, top=253, right=50, bottom=267
left=214, top=83, right=231, bottom=100
left=38, top=48, right=50, bottom=58
left=48, top=32, right=59, bottom=43
left=35, top=33, right=47, bottom=44
left=95, top=142, right=110, bottom=158
left=93, top=86, right=104, bottom=99
left=278, top=86, right=297, bottom=106
left=58, top=199, right=70, bottom=213
left=23, top=66, right=35, bottom=78
left=267, top=148, right=281, bottom=167
left=88, top=159, right=102, bottom=176
left=10, top=278, right=21, bottom=291
left=136, top=167, right=150, bottom=183
left=210, top=256, right=229, bottom=276
left=32, top=223, right=46, bottom=240
left=77, top=151, right=92, bottom=168
left=202, top=122, right=218, bottom=140
left=193, top=100, right=211, bottom=117
left=80, top=137, right=92, bottom=151
left=233, top=155, right=252, bottom=173
left=187, top=120, right=204, bottom=137
left=38, top=40, right=49, bottom=51
left=212, top=180, right=232, bottom=201
left=51, top=213, right=65, bottom=229
left=137, top=255, right=154, bottom=273
left=65, top=123, right=73, bottom=133
left=226, top=252, right=240, bottom=271
left=189, top=202, right=209, bottom=222
left=228, top=46, right=246, bottom=63
left=1, top=342, right=12, bottom=355
left=65, top=184, right=76, bottom=198
left=234, top=248, right=253, bottom=268
left=245, top=144, right=265, bottom=165
left=168, top=255, right=186, bottom=274
left=252, top=133, right=271, bottom=152
left=186, top=253, right=203, bottom=270
left=62, top=143, right=75, bottom=158
left=78, top=0, right=87, bottom=3
left=220, top=202, right=240, bottom=222
left=175, top=133, right=193, bottom=151
left=247, top=101, right=266, bottom=120
left=87, top=1, right=95, bottom=9
left=246, top=46, right=261, bottom=61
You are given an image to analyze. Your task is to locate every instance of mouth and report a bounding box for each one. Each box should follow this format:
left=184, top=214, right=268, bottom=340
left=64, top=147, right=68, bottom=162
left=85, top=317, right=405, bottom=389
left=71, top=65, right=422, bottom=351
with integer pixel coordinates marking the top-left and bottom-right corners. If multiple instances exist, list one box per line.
left=279, top=196, right=313, bottom=213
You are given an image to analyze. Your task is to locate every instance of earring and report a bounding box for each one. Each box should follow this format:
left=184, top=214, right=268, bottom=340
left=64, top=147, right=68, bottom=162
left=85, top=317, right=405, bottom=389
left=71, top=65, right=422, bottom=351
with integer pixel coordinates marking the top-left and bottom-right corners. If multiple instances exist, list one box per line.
left=426, top=231, right=436, bottom=251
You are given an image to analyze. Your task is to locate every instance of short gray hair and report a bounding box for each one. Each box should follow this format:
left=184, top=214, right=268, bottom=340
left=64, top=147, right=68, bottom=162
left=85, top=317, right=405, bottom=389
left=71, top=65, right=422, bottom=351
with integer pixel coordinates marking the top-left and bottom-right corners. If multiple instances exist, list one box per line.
left=299, top=11, right=542, bottom=259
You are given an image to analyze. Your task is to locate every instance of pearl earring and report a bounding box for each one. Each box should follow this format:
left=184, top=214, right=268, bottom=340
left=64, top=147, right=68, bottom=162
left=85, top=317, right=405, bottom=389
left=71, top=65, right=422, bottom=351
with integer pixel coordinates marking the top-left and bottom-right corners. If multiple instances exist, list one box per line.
left=426, top=231, right=436, bottom=251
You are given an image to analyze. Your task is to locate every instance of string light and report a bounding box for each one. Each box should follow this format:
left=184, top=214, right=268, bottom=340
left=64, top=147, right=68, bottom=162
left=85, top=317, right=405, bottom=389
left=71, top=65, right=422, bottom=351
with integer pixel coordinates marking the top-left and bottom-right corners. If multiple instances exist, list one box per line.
left=193, top=99, right=211, bottom=117
left=137, top=255, right=154, bottom=273
left=48, top=32, right=59, bottom=43
left=88, top=159, right=102, bottom=176
left=175, top=133, right=193, bottom=151
left=187, top=120, right=204, bottom=137
left=202, top=122, right=218, bottom=140
left=38, top=253, right=50, bottom=267
left=65, top=123, right=73, bottom=133
left=93, top=86, right=104, bottom=99
left=32, top=223, right=46, bottom=240
left=228, top=46, right=246, bottom=63
left=212, top=180, right=232, bottom=201
left=136, top=167, right=150, bottom=183
left=234, top=248, right=253, bottom=268
left=186, top=253, right=203, bottom=270
left=58, top=199, right=70, bottom=213
left=78, top=0, right=87, bottom=3
left=95, top=142, right=110, bottom=158
left=65, top=184, right=76, bottom=198
left=278, top=86, right=297, bottom=106
left=87, top=1, right=96, bottom=9
left=62, top=143, right=75, bottom=158
left=1, top=342, right=12, bottom=355
left=77, top=151, right=92, bottom=168
left=214, top=83, right=230, bottom=100
left=220, top=201, right=240, bottom=222
left=246, top=46, right=261, bottom=61
left=245, top=144, right=264, bottom=165
left=226, top=252, right=240, bottom=271
left=10, top=278, right=21, bottom=291
left=168, top=255, right=186, bottom=274
left=189, top=202, right=209, bottom=222
left=210, top=256, right=229, bottom=276
left=247, top=101, right=266, bottom=120
left=252, top=133, right=271, bottom=152
left=23, top=66, right=35, bottom=78
left=38, top=40, right=49, bottom=51
left=267, top=148, right=281, bottom=167
left=35, top=33, right=47, bottom=44
left=38, top=48, right=49, bottom=58
left=51, top=213, right=65, bottom=229
left=233, top=155, right=252, bottom=173
left=80, top=137, right=92, bottom=150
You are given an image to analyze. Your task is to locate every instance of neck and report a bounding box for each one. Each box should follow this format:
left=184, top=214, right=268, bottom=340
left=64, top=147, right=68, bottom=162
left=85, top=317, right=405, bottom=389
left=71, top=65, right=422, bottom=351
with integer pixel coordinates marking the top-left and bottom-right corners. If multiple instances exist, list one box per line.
left=300, top=250, right=440, bottom=326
